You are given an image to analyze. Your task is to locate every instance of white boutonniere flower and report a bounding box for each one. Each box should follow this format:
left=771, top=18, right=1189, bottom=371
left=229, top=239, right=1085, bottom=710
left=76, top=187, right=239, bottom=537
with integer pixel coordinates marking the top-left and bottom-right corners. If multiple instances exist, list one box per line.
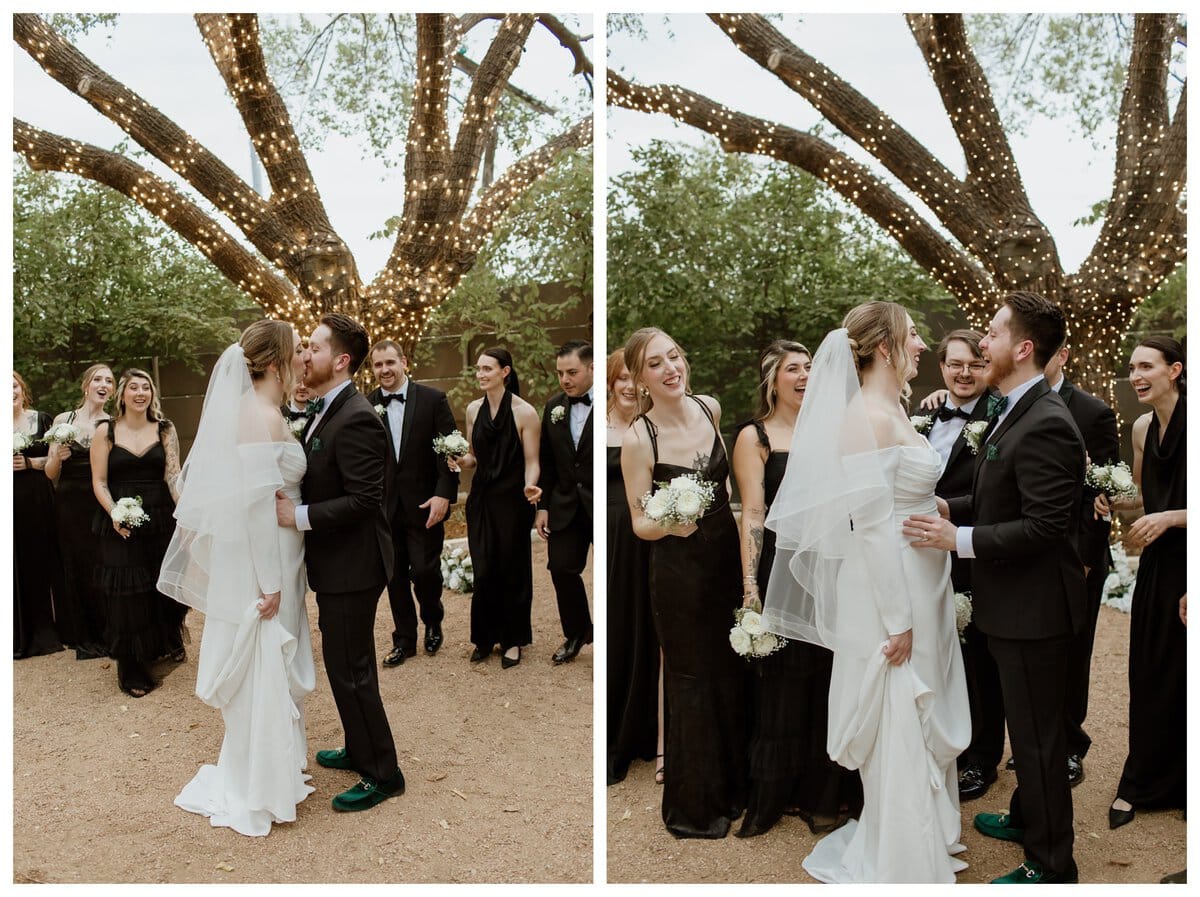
left=910, top=414, right=933, bottom=434
left=550, top=405, right=566, bottom=424
left=374, top=403, right=386, bottom=417
left=962, top=419, right=990, bottom=454
left=288, top=417, right=308, bottom=439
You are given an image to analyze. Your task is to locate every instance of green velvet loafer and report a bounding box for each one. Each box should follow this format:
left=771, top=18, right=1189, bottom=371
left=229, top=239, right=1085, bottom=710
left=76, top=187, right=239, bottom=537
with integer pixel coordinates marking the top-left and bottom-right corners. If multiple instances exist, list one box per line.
left=316, top=747, right=355, bottom=770
left=974, top=812, right=1026, bottom=843
left=331, top=771, right=405, bottom=812
left=991, top=860, right=1079, bottom=884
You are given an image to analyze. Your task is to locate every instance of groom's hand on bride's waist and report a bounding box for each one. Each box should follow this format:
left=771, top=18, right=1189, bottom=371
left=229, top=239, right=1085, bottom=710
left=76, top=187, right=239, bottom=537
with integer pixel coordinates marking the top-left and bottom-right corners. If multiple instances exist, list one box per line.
left=275, top=490, right=297, bottom=528
left=901, top=513, right=956, bottom=551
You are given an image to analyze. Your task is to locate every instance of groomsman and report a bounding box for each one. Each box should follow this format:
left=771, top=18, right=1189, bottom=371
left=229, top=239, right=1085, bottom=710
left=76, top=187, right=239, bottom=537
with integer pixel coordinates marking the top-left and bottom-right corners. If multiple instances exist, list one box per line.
left=905, top=292, right=1086, bottom=883
left=537, top=339, right=594, bottom=664
left=1042, top=342, right=1119, bottom=786
left=367, top=340, right=460, bottom=666
left=925, top=330, right=1006, bottom=803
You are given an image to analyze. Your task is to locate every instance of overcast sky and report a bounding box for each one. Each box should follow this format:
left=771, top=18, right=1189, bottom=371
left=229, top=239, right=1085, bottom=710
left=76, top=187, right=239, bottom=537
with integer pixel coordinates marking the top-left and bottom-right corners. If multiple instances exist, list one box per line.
left=607, top=14, right=1120, bottom=272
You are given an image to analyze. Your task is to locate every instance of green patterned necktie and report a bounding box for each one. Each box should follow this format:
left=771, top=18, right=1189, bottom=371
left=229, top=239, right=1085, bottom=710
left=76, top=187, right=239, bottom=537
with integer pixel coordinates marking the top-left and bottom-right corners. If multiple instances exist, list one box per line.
left=986, top=394, right=1008, bottom=419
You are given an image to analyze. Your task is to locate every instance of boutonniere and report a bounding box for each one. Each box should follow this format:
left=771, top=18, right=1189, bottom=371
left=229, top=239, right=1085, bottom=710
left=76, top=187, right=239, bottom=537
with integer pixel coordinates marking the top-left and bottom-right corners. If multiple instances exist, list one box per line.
left=374, top=403, right=386, bottom=417
left=288, top=417, right=308, bottom=439
left=909, top=414, right=933, bottom=435
left=962, top=420, right=990, bottom=455
left=310, top=437, right=323, bottom=453
left=985, top=443, right=1000, bottom=461
left=550, top=405, right=566, bottom=424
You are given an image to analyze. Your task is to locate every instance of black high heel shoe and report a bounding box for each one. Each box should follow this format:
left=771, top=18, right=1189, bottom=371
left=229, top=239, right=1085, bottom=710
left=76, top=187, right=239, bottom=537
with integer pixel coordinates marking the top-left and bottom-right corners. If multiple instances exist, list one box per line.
left=501, top=647, right=521, bottom=669
left=470, top=645, right=492, bottom=663
left=1109, top=801, right=1135, bottom=830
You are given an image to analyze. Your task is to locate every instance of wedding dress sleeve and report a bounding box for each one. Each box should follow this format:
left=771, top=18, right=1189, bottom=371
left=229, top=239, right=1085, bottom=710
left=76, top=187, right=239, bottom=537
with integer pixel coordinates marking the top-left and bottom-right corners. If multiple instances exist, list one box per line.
left=844, top=451, right=913, bottom=636
left=240, top=443, right=283, bottom=597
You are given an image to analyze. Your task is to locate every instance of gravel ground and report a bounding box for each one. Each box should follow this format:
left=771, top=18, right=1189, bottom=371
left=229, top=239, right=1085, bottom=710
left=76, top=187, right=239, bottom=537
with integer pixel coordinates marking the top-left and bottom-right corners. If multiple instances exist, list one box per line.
left=607, top=604, right=1186, bottom=884
left=13, top=542, right=593, bottom=884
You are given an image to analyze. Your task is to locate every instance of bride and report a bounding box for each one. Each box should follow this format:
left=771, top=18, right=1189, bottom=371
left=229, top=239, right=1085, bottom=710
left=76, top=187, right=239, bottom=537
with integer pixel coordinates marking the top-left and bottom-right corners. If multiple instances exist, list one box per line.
left=762, top=301, right=970, bottom=882
left=159, top=320, right=316, bottom=836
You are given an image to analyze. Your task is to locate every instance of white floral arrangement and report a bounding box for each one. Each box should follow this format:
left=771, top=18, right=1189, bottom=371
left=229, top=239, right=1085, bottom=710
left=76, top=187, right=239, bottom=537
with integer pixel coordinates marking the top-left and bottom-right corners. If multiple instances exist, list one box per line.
left=43, top=421, right=88, bottom=447
left=432, top=430, right=470, bottom=459
left=440, top=545, right=474, bottom=593
left=1101, top=542, right=1139, bottom=613
left=550, top=405, right=566, bottom=424
left=962, top=420, right=990, bottom=455
left=1086, top=460, right=1138, bottom=499
left=953, top=591, right=973, bottom=643
left=910, top=414, right=933, bottom=434
left=374, top=403, right=387, bottom=417
left=729, top=598, right=786, bottom=659
left=640, top=473, right=715, bottom=527
left=110, top=496, right=150, bottom=530
left=288, top=417, right=308, bottom=439
left=13, top=431, right=33, bottom=454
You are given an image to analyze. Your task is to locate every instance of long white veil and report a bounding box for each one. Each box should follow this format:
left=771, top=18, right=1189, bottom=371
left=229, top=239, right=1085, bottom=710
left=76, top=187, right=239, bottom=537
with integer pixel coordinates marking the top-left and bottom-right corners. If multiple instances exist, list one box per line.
left=158, top=343, right=284, bottom=624
left=761, top=328, right=892, bottom=649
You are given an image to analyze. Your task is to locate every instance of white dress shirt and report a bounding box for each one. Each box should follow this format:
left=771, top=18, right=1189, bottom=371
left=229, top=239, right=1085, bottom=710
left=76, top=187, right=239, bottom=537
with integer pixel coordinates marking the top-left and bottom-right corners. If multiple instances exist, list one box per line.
left=380, top=378, right=409, bottom=460
left=927, top=393, right=983, bottom=468
left=295, top=379, right=354, bottom=532
left=569, top=388, right=593, bottom=448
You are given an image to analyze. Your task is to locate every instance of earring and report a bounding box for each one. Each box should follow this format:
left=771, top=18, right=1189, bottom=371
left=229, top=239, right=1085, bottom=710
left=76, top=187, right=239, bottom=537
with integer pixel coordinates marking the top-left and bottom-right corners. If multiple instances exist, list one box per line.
left=883, top=355, right=892, bottom=367
left=640, top=386, right=650, bottom=397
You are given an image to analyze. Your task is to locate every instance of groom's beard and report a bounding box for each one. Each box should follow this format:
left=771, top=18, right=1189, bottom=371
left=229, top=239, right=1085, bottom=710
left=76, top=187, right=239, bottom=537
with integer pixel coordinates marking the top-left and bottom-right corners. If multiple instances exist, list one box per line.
left=984, top=352, right=1014, bottom=388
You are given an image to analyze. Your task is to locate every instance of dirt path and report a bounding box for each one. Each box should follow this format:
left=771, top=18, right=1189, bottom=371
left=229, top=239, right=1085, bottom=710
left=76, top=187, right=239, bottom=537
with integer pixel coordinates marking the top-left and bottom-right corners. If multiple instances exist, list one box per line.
left=607, top=605, right=1185, bottom=884
left=13, top=542, right=593, bottom=884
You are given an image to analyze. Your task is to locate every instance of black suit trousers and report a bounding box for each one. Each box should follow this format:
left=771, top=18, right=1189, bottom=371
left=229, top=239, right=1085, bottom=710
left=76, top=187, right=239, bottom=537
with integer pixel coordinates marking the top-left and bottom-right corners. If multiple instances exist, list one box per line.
left=386, top=514, right=446, bottom=651
left=959, top=620, right=1006, bottom=771
left=1063, top=561, right=1106, bottom=757
left=316, top=585, right=399, bottom=783
left=548, top=508, right=593, bottom=640
left=987, top=632, right=1074, bottom=877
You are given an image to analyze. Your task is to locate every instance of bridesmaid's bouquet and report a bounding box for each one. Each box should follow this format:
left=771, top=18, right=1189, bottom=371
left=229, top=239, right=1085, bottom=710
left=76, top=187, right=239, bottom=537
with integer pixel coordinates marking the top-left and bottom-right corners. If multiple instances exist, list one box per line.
left=640, top=473, right=715, bottom=527
left=1085, top=460, right=1137, bottom=499
left=111, top=496, right=150, bottom=530
left=43, top=421, right=88, bottom=447
left=953, top=591, right=973, bottom=643
left=13, top=431, right=32, bottom=454
left=729, top=598, right=786, bottom=659
left=433, top=430, right=470, bottom=459
left=440, top=545, right=474, bottom=593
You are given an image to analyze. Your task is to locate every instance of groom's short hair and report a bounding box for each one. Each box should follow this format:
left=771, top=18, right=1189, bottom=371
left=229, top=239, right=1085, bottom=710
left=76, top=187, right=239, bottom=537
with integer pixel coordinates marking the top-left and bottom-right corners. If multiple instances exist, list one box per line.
left=1002, top=292, right=1067, bottom=369
left=937, top=329, right=983, bottom=364
left=320, top=313, right=371, bottom=374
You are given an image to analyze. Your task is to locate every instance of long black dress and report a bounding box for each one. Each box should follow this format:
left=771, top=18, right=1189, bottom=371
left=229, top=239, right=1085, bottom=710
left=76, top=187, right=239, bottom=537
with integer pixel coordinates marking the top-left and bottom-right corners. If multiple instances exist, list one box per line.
left=467, top=389, right=535, bottom=653
left=14, top=410, right=64, bottom=658
left=643, top=398, right=747, bottom=838
left=50, top=411, right=108, bottom=658
left=606, top=441, right=659, bottom=785
left=1117, top=395, right=1186, bottom=809
left=735, top=419, right=863, bottom=837
left=94, top=420, right=186, bottom=690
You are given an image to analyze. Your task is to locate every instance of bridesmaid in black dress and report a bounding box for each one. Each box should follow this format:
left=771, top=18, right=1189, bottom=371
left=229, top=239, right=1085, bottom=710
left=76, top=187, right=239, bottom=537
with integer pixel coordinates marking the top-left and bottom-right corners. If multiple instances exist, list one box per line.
left=454, top=348, right=542, bottom=669
left=1101, top=337, right=1187, bottom=828
left=91, top=368, right=185, bottom=697
left=13, top=371, right=64, bottom=658
left=621, top=327, right=747, bottom=839
left=606, top=348, right=661, bottom=785
left=43, top=363, right=114, bottom=659
left=731, top=341, right=863, bottom=837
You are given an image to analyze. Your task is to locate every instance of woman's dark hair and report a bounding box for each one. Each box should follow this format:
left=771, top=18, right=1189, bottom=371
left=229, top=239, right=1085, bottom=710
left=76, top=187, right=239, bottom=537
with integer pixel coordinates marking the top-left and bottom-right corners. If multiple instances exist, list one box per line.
left=481, top=346, right=520, bottom=396
left=1136, top=335, right=1186, bottom=395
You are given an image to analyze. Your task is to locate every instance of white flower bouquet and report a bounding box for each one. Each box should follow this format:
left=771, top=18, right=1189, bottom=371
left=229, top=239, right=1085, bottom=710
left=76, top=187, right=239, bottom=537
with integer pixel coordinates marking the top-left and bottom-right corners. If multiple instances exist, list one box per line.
left=433, top=430, right=470, bottom=459
left=639, top=473, right=715, bottom=527
left=43, top=421, right=88, bottom=447
left=953, top=591, right=973, bottom=643
left=13, top=431, right=32, bottom=454
left=962, top=420, right=990, bottom=455
left=110, top=496, right=150, bottom=530
left=1085, top=460, right=1138, bottom=499
left=1101, top=542, right=1138, bottom=613
left=910, top=414, right=933, bottom=434
left=729, top=598, right=786, bottom=659
left=440, top=545, right=474, bottom=593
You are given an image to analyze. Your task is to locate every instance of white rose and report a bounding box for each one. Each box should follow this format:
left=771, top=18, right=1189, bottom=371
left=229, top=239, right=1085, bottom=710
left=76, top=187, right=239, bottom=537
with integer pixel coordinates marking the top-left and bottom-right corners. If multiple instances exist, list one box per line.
left=1110, top=466, right=1134, bottom=490
left=462, top=556, right=473, bottom=569
left=674, top=490, right=702, bottom=520
left=729, top=626, right=753, bottom=656
left=643, top=490, right=671, bottom=520
left=669, top=475, right=703, bottom=495
left=740, top=609, right=766, bottom=636
left=1104, top=572, right=1121, bottom=594
left=451, top=547, right=463, bottom=559
left=1125, top=555, right=1139, bottom=573
left=374, top=403, right=386, bottom=416
left=750, top=633, right=778, bottom=656
left=448, top=573, right=461, bottom=591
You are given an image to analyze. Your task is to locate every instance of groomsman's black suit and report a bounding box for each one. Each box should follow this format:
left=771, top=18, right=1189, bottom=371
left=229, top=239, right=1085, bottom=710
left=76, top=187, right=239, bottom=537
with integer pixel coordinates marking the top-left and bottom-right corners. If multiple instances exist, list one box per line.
left=931, top=398, right=1006, bottom=779
left=367, top=381, right=459, bottom=657
left=301, top=382, right=400, bottom=783
left=1055, top=379, right=1119, bottom=761
left=947, top=379, right=1086, bottom=879
left=538, top=392, right=594, bottom=644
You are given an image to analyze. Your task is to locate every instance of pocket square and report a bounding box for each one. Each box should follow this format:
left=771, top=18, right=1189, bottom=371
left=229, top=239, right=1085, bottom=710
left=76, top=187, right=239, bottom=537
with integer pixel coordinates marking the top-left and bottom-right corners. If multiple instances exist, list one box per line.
left=310, top=437, right=323, bottom=453
left=985, top=443, right=999, bottom=461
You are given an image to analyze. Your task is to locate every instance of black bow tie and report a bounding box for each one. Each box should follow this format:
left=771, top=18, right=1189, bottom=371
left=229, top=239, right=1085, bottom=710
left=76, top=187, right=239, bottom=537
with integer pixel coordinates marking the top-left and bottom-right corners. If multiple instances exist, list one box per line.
left=567, top=394, right=591, bottom=406
left=284, top=406, right=314, bottom=422
left=381, top=392, right=406, bottom=405
left=936, top=404, right=970, bottom=423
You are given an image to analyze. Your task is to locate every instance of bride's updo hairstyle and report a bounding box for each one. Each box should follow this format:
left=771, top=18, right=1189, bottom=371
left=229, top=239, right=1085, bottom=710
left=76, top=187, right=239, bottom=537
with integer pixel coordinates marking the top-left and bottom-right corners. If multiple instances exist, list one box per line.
left=481, top=346, right=521, bottom=396
left=756, top=339, right=810, bottom=420
left=240, top=320, right=295, bottom=397
left=842, top=301, right=917, bottom=400
left=624, top=326, right=690, bottom=415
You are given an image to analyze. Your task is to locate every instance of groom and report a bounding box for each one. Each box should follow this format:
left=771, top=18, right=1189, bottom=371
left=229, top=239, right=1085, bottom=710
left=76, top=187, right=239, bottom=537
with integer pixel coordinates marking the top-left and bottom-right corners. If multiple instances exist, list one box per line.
left=904, top=292, right=1086, bottom=884
left=276, top=312, right=405, bottom=812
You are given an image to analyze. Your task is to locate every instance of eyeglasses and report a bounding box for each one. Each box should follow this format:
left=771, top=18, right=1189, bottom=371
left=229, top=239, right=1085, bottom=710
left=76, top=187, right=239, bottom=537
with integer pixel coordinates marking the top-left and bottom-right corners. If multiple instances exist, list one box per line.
left=943, top=362, right=987, bottom=374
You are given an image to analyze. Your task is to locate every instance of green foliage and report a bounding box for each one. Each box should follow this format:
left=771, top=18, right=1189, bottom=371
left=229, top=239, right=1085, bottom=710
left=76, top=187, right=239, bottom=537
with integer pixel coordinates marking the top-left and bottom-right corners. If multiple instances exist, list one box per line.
left=607, top=142, right=955, bottom=422
left=1124, top=264, right=1186, bottom=352
left=415, top=147, right=592, bottom=409
left=44, top=14, right=118, bottom=40
left=13, top=161, right=257, bottom=413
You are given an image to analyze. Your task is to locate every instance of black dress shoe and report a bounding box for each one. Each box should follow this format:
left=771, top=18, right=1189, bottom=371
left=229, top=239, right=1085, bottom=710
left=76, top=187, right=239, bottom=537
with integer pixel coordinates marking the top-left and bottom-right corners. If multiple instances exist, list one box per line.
left=957, top=763, right=997, bottom=801
left=501, top=647, right=521, bottom=669
left=382, top=646, right=408, bottom=667
left=424, top=624, right=444, bottom=655
left=552, top=635, right=588, bottom=664
left=1109, top=803, right=1135, bottom=829
left=470, top=645, right=491, bottom=663
left=1067, top=753, right=1084, bottom=787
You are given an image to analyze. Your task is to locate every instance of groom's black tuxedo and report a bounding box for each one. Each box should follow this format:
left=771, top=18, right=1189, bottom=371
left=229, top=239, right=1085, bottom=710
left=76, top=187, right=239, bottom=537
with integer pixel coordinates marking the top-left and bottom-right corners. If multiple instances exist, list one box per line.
left=537, top=392, right=594, bottom=642
left=301, top=381, right=399, bottom=783
left=948, top=378, right=1086, bottom=878
left=367, top=382, right=459, bottom=654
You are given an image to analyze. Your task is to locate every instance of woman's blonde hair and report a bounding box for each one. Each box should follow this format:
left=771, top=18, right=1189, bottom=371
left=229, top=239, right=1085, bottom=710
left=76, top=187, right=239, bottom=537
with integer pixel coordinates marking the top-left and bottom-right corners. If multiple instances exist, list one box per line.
left=240, top=319, right=295, bottom=398
left=755, top=339, right=810, bottom=420
left=623, top=327, right=690, bottom=415
left=114, top=368, right=164, bottom=422
left=843, top=301, right=917, bottom=399
left=77, top=363, right=114, bottom=410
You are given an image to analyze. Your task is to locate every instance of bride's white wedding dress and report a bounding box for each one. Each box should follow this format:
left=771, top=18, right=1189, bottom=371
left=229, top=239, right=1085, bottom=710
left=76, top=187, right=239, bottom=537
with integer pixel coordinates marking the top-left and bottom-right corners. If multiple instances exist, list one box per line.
left=173, top=440, right=316, bottom=836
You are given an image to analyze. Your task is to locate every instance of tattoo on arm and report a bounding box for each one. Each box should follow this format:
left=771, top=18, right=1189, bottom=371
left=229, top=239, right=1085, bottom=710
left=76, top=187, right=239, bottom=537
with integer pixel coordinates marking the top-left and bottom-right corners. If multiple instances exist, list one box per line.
left=748, top=524, right=763, bottom=573
left=693, top=451, right=710, bottom=471
left=164, top=426, right=182, bottom=502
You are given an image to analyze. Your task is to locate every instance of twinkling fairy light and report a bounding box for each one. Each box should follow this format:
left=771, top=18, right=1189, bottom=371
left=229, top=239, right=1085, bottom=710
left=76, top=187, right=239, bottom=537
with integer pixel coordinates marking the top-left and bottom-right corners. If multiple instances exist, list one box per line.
left=608, top=13, right=1185, bottom=404
left=13, top=12, right=593, bottom=351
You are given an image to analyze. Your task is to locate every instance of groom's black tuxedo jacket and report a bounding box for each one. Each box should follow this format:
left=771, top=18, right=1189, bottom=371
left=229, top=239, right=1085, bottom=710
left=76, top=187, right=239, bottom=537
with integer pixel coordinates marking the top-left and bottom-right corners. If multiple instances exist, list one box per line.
left=947, top=380, right=1087, bottom=640
left=301, top=383, right=394, bottom=594
left=367, top=383, right=459, bottom=525
left=1057, top=380, right=1118, bottom=572
left=933, top=396, right=992, bottom=592
left=537, top=392, right=593, bottom=527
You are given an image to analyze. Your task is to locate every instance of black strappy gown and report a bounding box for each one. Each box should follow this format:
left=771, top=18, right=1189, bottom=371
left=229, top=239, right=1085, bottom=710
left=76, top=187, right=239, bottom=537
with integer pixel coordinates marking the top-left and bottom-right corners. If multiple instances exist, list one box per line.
left=14, top=410, right=64, bottom=658
left=642, top=398, right=747, bottom=838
